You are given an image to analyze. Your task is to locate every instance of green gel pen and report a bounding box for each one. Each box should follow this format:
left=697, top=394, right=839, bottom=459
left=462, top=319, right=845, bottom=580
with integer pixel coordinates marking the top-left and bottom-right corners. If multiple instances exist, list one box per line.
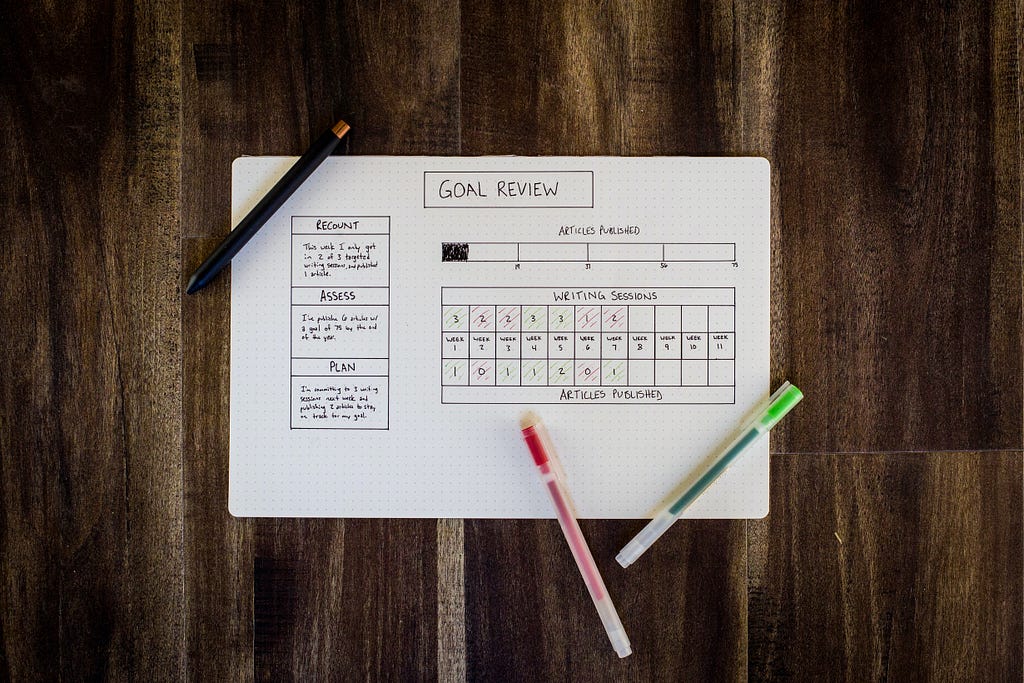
left=616, top=382, right=803, bottom=568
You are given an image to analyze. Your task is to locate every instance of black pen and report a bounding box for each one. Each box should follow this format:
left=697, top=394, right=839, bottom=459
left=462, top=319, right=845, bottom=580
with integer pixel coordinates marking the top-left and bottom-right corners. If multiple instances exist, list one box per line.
left=186, top=119, right=351, bottom=294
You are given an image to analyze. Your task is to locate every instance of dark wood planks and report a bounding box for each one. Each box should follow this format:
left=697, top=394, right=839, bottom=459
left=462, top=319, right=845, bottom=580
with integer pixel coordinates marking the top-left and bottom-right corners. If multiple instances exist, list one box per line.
left=437, top=518, right=467, bottom=681
left=182, top=235, right=253, bottom=681
left=770, top=0, right=1022, bottom=453
left=253, top=519, right=438, bottom=680
left=0, top=0, right=1018, bottom=680
left=461, top=0, right=1022, bottom=678
left=182, top=1, right=459, bottom=679
left=0, top=1, right=184, bottom=679
left=465, top=520, right=746, bottom=680
left=463, top=0, right=738, bottom=156
left=749, top=452, right=1023, bottom=680
left=460, top=2, right=758, bottom=678
left=756, top=4, right=1024, bottom=675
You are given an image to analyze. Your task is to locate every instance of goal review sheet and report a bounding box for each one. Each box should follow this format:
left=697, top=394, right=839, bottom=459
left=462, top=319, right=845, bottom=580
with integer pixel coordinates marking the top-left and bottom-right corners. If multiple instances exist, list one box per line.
left=229, top=156, right=770, bottom=518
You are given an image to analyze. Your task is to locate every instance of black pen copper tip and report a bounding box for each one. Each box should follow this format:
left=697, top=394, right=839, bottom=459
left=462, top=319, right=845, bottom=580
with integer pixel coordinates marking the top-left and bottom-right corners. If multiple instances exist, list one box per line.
left=331, top=119, right=351, bottom=139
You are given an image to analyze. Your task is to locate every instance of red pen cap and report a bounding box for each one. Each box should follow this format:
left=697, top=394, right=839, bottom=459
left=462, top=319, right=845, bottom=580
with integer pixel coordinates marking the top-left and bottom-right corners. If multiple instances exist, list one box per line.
left=519, top=412, right=549, bottom=466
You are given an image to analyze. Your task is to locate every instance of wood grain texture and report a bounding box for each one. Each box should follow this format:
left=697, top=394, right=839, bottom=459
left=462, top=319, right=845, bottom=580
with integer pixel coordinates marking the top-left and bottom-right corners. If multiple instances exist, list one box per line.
left=182, top=236, right=253, bottom=681
left=465, top=519, right=746, bottom=680
left=0, top=1, right=184, bottom=679
left=438, top=519, right=467, bottom=682
left=749, top=452, right=1023, bottom=680
left=460, top=2, right=754, bottom=678
left=254, top=519, right=438, bottom=680
left=182, top=0, right=459, bottom=679
left=0, top=0, right=1020, bottom=679
left=769, top=0, right=1022, bottom=452
left=463, top=0, right=734, bottom=156
left=180, top=6, right=263, bottom=676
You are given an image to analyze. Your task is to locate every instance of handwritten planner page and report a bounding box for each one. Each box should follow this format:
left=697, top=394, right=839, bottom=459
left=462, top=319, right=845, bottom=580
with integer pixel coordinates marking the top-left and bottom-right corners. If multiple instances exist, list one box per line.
left=229, top=157, right=770, bottom=518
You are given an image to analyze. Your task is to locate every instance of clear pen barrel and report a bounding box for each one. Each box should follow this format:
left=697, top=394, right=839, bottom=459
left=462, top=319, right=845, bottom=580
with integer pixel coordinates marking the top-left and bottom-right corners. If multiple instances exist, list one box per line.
left=615, top=511, right=675, bottom=568
left=594, top=595, right=632, bottom=658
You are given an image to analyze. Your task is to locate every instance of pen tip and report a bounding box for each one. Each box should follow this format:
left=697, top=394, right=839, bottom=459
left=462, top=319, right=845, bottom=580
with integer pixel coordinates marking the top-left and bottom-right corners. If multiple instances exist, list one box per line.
left=519, top=411, right=541, bottom=430
left=185, top=272, right=202, bottom=295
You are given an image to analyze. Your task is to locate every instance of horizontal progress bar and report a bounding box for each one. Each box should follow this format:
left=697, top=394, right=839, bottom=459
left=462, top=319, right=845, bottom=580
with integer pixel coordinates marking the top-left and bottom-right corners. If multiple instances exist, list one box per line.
left=442, top=242, right=736, bottom=262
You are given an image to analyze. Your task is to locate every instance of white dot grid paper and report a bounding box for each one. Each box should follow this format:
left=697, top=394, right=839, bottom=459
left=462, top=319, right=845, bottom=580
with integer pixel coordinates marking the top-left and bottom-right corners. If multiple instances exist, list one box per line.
left=228, top=156, right=770, bottom=518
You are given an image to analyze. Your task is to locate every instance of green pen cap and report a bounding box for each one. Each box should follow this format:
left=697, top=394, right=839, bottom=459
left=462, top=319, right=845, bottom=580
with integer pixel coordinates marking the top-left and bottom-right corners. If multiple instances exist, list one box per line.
left=758, top=382, right=803, bottom=430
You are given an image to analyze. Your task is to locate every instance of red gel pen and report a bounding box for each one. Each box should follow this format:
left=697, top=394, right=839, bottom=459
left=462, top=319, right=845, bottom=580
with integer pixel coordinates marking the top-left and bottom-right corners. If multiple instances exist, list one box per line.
left=520, top=412, right=632, bottom=658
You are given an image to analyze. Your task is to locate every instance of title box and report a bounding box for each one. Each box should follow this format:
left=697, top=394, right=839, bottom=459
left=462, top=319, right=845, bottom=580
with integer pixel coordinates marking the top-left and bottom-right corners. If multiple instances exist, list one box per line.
left=423, top=171, right=594, bottom=208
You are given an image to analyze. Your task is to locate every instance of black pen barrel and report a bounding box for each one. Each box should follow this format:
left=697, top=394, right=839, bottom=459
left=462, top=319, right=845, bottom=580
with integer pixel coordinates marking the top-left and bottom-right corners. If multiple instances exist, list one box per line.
left=187, top=128, right=343, bottom=293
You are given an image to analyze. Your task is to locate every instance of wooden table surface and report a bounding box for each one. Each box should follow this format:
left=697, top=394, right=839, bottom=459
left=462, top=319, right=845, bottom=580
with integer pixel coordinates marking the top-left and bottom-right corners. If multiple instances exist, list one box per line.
left=1, top=1, right=1021, bottom=680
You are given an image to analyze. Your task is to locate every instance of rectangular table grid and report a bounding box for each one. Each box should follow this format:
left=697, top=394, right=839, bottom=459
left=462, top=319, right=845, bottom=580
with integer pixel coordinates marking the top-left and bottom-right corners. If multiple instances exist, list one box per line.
left=441, top=287, right=735, bottom=404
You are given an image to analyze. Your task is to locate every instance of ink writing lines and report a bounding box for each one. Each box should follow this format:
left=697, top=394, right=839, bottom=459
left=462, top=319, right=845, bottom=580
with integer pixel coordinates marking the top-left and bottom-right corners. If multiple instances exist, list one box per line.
left=291, top=216, right=390, bottom=429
